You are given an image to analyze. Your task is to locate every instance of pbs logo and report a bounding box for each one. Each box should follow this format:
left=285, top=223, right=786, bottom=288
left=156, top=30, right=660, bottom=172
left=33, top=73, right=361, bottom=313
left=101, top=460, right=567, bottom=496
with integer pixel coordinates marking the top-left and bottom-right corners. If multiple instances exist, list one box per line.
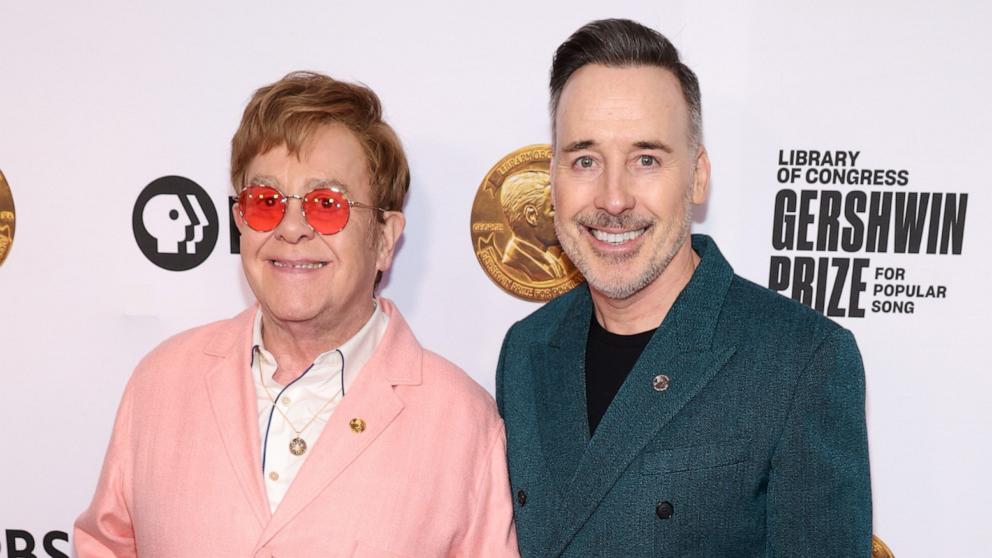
left=1, top=529, right=68, bottom=558
left=132, top=176, right=219, bottom=271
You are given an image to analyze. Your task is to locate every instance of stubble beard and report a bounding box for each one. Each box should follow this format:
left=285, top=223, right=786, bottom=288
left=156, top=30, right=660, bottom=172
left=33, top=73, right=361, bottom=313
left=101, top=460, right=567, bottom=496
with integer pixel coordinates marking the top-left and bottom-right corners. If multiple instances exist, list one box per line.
left=556, top=192, right=694, bottom=301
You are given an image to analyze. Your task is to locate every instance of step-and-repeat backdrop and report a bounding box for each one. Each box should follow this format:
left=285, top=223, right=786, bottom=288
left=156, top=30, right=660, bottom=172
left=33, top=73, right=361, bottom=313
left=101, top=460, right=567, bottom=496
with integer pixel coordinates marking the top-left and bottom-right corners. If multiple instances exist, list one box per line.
left=1, top=1, right=989, bottom=556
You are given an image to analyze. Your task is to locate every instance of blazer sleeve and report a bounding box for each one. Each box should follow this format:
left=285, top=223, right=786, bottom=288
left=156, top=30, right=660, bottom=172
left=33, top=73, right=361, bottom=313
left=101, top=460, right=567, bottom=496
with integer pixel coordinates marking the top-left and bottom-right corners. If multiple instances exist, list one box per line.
left=74, top=380, right=138, bottom=558
left=766, top=327, right=873, bottom=557
left=455, top=420, right=520, bottom=558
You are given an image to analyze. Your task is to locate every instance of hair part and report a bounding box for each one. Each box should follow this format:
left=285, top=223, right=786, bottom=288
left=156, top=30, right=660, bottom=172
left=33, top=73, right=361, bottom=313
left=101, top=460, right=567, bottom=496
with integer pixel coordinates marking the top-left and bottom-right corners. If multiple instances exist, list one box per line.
left=549, top=19, right=703, bottom=148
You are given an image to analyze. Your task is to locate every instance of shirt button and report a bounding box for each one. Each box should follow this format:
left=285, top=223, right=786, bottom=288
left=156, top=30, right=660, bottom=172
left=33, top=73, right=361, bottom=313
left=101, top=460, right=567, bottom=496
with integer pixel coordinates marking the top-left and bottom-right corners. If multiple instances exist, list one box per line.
left=516, top=489, right=527, bottom=506
left=269, top=471, right=279, bottom=481
left=652, top=374, right=671, bottom=392
left=656, top=500, right=674, bottom=519
left=281, top=396, right=291, bottom=405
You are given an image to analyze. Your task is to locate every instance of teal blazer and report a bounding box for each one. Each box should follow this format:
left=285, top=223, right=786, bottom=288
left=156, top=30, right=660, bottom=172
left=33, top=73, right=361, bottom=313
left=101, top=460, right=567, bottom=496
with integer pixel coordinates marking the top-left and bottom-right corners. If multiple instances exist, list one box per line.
left=496, top=235, right=871, bottom=557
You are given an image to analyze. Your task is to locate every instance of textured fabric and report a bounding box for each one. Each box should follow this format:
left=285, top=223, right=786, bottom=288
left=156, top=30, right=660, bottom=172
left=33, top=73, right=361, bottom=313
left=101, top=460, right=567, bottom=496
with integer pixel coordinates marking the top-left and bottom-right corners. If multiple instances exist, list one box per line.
left=496, top=235, right=872, bottom=557
left=75, top=299, right=519, bottom=558
left=585, top=317, right=656, bottom=435
left=251, top=302, right=389, bottom=511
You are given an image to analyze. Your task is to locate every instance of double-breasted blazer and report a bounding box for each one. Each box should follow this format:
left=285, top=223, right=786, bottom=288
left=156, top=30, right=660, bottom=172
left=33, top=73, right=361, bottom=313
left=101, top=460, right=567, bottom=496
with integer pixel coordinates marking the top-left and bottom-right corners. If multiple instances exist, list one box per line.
left=496, top=235, right=871, bottom=557
left=75, top=299, right=518, bottom=558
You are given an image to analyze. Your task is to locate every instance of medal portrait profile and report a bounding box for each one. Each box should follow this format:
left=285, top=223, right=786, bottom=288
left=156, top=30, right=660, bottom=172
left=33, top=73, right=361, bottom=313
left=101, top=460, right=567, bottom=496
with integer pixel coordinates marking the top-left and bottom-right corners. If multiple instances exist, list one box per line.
left=0, top=170, right=15, bottom=267
left=470, top=144, right=583, bottom=301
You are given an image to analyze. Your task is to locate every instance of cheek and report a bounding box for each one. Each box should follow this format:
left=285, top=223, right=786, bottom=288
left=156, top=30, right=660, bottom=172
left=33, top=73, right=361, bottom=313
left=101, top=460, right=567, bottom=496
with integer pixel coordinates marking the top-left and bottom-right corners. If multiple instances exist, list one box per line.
left=238, top=231, right=266, bottom=256
left=637, top=176, right=687, bottom=214
left=658, top=188, right=690, bottom=217
left=331, top=226, right=379, bottom=269
left=552, top=188, right=583, bottom=218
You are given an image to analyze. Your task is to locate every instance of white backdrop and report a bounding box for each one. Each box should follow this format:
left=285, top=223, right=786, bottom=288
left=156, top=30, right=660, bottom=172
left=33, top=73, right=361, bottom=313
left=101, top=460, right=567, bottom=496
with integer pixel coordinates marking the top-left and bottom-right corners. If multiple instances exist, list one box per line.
left=1, top=1, right=990, bottom=556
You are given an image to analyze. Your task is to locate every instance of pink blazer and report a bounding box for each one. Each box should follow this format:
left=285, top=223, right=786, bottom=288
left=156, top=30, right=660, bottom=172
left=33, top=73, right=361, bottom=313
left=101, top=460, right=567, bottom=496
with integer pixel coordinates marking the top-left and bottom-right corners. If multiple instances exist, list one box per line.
left=75, top=300, right=519, bottom=557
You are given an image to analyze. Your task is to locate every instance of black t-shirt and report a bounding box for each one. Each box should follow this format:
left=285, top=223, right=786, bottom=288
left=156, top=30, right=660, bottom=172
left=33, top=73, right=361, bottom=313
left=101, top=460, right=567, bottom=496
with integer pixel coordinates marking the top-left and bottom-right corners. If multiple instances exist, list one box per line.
left=585, top=315, right=657, bottom=435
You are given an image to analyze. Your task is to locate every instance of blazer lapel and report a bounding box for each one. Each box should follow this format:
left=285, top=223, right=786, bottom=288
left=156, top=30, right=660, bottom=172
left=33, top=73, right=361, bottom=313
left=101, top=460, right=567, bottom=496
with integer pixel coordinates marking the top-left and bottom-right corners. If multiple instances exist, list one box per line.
left=533, top=291, right=593, bottom=495
left=546, top=235, right=737, bottom=556
left=257, top=300, right=420, bottom=545
left=547, top=345, right=735, bottom=556
left=203, top=307, right=272, bottom=530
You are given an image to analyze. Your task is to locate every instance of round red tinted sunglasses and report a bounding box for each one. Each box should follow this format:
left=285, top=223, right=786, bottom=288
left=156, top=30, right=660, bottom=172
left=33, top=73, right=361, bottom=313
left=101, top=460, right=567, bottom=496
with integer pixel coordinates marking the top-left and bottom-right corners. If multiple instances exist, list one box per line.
left=237, top=184, right=384, bottom=235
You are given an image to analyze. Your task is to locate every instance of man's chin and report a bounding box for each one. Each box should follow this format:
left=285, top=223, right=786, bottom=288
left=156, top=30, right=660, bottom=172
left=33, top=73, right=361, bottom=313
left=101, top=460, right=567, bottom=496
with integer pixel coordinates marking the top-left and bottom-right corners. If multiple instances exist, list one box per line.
left=579, top=255, right=667, bottom=300
left=585, top=275, right=648, bottom=301
left=259, top=301, right=326, bottom=325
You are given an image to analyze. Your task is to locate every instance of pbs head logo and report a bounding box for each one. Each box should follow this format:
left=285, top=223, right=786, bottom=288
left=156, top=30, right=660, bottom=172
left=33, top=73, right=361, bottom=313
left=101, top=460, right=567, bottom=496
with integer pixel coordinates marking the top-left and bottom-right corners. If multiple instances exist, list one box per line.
left=132, top=176, right=219, bottom=271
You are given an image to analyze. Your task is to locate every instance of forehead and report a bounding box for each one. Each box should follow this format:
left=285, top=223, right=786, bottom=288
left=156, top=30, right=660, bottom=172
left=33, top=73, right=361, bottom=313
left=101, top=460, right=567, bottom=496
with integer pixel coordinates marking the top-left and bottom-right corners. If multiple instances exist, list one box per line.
left=554, top=64, right=690, bottom=147
left=246, top=123, right=371, bottom=192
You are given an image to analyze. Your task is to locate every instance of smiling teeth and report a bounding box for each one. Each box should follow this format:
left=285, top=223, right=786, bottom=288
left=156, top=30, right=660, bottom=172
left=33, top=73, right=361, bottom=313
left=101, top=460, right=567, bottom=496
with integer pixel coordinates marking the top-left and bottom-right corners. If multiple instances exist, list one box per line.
left=272, top=261, right=326, bottom=269
left=591, top=228, right=646, bottom=245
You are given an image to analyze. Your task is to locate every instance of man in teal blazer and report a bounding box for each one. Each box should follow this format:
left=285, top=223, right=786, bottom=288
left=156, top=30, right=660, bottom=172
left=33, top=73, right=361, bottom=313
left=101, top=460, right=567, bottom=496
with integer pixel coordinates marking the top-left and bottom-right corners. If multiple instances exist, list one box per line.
left=496, top=19, right=872, bottom=557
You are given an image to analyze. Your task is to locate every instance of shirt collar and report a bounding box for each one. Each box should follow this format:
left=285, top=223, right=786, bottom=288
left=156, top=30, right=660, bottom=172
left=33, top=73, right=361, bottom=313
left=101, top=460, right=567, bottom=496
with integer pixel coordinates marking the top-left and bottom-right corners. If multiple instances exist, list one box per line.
left=251, top=300, right=390, bottom=394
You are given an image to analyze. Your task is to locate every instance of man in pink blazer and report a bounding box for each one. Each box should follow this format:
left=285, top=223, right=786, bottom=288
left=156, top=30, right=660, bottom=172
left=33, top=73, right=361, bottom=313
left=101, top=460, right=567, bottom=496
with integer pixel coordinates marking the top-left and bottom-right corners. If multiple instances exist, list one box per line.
left=75, top=71, right=519, bottom=558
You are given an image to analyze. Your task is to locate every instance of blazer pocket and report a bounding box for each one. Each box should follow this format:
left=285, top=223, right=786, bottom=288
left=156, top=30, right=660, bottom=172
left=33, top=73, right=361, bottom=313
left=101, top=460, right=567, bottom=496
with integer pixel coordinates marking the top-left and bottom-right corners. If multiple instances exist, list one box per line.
left=641, top=438, right=750, bottom=474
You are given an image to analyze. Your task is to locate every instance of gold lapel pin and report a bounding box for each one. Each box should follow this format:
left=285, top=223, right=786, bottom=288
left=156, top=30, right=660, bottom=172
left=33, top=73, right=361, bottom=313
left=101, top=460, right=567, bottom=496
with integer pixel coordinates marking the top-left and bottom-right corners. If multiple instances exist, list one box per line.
left=349, top=418, right=366, bottom=433
left=652, top=374, right=671, bottom=392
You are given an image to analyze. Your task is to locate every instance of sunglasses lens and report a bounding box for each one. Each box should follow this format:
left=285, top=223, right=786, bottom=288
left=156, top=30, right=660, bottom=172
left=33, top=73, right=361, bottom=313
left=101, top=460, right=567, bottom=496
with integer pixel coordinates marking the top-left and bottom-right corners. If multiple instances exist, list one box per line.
left=304, top=189, right=350, bottom=234
left=239, top=186, right=284, bottom=231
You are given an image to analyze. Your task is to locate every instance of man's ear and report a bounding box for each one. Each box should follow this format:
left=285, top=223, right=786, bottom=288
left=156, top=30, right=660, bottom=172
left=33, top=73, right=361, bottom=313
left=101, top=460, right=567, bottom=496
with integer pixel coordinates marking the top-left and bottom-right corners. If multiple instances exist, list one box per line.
left=232, top=200, right=246, bottom=235
left=375, top=211, right=406, bottom=274
left=691, top=145, right=711, bottom=205
left=524, top=204, right=539, bottom=226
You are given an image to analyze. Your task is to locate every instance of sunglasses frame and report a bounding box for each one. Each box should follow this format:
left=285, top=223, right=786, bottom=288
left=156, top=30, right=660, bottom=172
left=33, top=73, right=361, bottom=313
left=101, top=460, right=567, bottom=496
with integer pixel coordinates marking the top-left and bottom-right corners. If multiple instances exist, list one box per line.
left=237, top=183, right=385, bottom=235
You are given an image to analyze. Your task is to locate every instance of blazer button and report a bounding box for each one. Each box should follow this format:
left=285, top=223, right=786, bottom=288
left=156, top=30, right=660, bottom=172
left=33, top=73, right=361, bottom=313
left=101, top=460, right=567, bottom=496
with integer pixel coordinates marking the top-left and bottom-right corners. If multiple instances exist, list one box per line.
left=656, top=500, right=674, bottom=519
left=516, top=489, right=527, bottom=506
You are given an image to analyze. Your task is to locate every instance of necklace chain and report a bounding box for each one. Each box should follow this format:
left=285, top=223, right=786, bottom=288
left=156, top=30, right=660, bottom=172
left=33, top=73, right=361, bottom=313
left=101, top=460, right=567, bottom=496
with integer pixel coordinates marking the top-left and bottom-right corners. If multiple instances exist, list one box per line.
left=257, top=354, right=342, bottom=455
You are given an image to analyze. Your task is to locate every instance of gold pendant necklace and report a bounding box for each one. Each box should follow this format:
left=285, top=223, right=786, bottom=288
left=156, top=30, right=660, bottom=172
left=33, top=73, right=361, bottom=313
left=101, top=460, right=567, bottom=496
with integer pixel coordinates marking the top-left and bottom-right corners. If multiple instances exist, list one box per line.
left=259, top=362, right=340, bottom=457
left=288, top=437, right=308, bottom=456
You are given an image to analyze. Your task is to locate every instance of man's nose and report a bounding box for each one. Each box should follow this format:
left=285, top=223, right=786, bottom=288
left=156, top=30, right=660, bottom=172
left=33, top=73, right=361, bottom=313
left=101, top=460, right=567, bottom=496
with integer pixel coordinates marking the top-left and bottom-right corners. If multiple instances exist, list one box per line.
left=594, top=165, right=635, bottom=215
left=274, top=198, right=316, bottom=243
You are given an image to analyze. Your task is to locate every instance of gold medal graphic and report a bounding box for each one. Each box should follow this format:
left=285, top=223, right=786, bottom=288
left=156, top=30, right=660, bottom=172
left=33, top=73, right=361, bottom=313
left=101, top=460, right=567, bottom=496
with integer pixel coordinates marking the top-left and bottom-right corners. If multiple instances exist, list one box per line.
left=470, top=144, right=583, bottom=301
left=0, top=170, right=15, bottom=267
left=872, top=535, right=894, bottom=558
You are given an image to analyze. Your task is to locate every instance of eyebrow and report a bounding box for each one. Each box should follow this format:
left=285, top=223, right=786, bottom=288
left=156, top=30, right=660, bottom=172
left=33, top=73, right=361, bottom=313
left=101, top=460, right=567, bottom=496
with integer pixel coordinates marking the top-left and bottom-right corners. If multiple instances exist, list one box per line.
left=306, top=178, right=349, bottom=192
left=560, top=139, right=674, bottom=154
left=633, top=140, right=673, bottom=153
left=247, top=175, right=280, bottom=187
left=561, top=140, right=595, bottom=153
left=246, top=175, right=350, bottom=193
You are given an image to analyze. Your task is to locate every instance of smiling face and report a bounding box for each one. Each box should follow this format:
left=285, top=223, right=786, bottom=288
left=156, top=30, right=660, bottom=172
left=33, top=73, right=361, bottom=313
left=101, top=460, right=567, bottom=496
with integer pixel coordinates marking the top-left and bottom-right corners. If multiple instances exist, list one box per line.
left=551, top=64, right=709, bottom=300
left=234, top=122, right=403, bottom=333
